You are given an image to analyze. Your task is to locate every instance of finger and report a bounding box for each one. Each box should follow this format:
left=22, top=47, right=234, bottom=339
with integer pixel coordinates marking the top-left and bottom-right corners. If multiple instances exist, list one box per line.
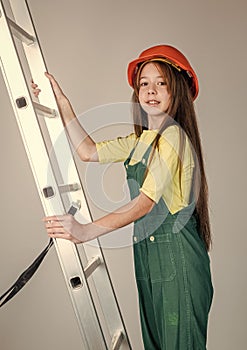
left=43, top=215, right=65, bottom=222
left=43, top=214, right=73, bottom=222
left=44, top=71, right=51, bottom=78
left=48, top=231, right=74, bottom=240
left=46, top=227, right=66, bottom=234
left=45, top=222, right=63, bottom=229
left=45, top=72, right=56, bottom=83
left=44, top=217, right=70, bottom=228
left=44, top=72, right=62, bottom=92
left=33, top=89, right=41, bottom=96
left=31, top=85, right=41, bottom=97
left=47, top=230, right=82, bottom=244
left=48, top=232, right=69, bottom=239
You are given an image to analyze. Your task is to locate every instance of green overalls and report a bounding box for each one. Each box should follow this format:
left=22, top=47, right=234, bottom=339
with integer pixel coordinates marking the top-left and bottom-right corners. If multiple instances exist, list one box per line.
left=124, top=142, right=213, bottom=350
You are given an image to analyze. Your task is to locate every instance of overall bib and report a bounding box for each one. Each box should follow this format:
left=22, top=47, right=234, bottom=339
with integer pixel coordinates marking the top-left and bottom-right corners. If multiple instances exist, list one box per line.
left=124, top=142, right=213, bottom=350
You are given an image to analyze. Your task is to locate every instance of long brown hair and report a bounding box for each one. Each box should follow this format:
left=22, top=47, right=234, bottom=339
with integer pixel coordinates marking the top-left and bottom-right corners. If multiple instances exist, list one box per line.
left=132, top=61, right=212, bottom=251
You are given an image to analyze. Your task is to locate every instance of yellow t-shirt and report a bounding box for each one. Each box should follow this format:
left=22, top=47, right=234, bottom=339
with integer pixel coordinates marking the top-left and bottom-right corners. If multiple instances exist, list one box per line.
left=96, top=125, right=195, bottom=214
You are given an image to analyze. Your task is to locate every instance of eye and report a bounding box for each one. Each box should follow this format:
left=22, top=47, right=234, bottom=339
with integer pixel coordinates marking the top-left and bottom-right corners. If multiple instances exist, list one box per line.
left=139, top=81, right=148, bottom=87
left=157, top=81, right=167, bottom=86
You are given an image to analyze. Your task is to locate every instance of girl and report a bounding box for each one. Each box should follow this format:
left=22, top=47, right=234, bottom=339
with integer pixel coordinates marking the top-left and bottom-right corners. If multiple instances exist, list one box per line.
left=33, top=44, right=213, bottom=349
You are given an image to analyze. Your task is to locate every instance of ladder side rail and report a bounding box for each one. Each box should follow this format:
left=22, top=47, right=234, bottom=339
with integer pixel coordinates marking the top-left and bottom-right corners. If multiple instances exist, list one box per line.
left=0, top=3, right=107, bottom=349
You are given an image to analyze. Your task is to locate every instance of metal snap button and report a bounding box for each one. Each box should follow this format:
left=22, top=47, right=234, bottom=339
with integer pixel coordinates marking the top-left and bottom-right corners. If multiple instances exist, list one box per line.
left=149, top=236, right=155, bottom=242
left=125, top=164, right=128, bottom=169
left=142, top=158, right=146, bottom=164
left=133, top=236, right=137, bottom=242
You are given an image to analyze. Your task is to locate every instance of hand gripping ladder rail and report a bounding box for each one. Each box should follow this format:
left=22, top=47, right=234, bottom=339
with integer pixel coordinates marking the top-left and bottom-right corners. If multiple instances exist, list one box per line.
left=0, top=0, right=131, bottom=349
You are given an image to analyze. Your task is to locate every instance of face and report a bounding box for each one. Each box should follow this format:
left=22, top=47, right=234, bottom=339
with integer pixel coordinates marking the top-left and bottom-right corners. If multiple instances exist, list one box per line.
left=138, top=62, right=171, bottom=117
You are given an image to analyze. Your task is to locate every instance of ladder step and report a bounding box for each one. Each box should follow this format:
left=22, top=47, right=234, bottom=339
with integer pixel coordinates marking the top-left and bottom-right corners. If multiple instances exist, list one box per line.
left=84, top=256, right=101, bottom=279
left=110, top=330, right=124, bottom=350
left=33, top=101, right=57, bottom=118
left=59, top=183, right=81, bottom=193
left=7, top=17, right=35, bottom=45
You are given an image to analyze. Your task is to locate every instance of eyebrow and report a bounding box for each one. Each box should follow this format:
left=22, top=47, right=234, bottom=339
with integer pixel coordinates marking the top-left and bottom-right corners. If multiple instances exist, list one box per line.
left=139, top=75, right=164, bottom=80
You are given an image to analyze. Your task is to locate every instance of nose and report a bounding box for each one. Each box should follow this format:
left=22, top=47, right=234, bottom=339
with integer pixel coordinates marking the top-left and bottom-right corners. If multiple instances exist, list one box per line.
left=148, top=83, right=156, bottom=95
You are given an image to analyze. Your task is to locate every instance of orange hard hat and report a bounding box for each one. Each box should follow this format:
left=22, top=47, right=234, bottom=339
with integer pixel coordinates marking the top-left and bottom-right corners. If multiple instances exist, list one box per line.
left=127, top=44, right=199, bottom=100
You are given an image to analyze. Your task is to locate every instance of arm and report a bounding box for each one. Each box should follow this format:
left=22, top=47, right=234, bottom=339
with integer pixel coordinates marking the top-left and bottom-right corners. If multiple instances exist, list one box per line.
left=43, top=192, right=155, bottom=243
left=56, top=97, right=98, bottom=162
left=32, top=73, right=98, bottom=162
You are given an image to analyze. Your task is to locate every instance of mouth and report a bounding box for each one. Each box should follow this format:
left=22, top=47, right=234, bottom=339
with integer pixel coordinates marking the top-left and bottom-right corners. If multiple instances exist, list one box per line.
left=146, top=100, right=160, bottom=106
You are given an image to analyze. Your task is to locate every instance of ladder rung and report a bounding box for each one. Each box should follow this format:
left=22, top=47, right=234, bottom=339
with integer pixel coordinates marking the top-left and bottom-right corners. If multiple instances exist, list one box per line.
left=59, top=183, right=81, bottom=193
left=7, top=17, right=35, bottom=45
left=84, top=256, right=101, bottom=279
left=33, top=102, right=57, bottom=118
left=110, top=330, right=124, bottom=350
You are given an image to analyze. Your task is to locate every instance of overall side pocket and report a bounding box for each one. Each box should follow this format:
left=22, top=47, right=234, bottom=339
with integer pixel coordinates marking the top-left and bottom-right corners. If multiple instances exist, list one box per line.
left=147, top=233, right=177, bottom=283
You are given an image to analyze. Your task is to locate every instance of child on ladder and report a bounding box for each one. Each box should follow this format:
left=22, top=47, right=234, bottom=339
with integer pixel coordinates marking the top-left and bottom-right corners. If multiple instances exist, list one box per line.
left=32, top=44, right=214, bottom=350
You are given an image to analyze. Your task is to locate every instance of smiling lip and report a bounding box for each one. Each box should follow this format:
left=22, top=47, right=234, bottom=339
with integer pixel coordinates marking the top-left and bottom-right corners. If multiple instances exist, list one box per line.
left=146, top=100, right=160, bottom=105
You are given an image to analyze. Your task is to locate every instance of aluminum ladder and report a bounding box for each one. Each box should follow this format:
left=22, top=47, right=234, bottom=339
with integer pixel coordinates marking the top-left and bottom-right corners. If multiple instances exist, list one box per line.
left=0, top=0, right=131, bottom=349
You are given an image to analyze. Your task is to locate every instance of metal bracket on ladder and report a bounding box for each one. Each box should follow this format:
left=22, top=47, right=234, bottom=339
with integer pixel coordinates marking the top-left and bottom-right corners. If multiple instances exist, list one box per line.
left=0, top=0, right=131, bottom=349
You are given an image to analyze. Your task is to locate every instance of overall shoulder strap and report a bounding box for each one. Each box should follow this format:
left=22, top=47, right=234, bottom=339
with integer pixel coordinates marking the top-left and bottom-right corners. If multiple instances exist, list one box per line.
left=124, top=138, right=139, bottom=166
left=125, top=133, right=157, bottom=166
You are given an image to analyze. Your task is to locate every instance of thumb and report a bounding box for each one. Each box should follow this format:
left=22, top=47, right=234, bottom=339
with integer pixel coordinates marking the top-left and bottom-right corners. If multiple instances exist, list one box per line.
left=45, top=71, right=56, bottom=84
left=44, top=72, right=64, bottom=97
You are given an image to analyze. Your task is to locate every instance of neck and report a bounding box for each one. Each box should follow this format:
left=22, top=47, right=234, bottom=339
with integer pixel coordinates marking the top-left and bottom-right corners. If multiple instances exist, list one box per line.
left=148, top=113, right=167, bottom=130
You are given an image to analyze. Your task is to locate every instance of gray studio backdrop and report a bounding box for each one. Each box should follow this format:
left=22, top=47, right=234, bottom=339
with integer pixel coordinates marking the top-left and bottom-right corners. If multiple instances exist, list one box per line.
left=0, top=0, right=246, bottom=349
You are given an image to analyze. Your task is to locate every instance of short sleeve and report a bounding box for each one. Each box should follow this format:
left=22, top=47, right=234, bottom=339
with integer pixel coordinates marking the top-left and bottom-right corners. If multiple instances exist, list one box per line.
left=140, top=130, right=178, bottom=204
left=96, top=133, right=137, bottom=163
left=140, top=125, right=195, bottom=213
